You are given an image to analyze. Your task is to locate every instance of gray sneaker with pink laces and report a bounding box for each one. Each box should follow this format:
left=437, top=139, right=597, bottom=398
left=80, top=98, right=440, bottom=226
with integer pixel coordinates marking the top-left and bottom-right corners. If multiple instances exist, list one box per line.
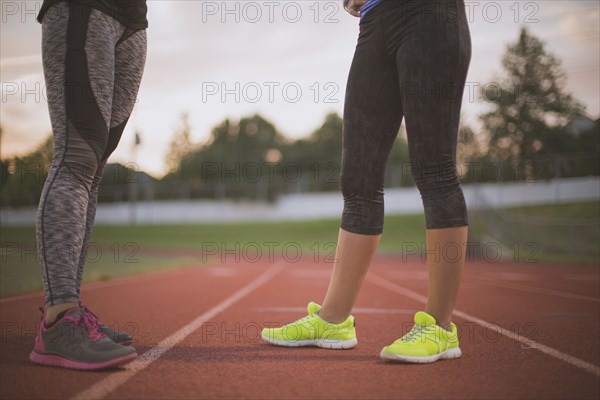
left=29, top=307, right=137, bottom=370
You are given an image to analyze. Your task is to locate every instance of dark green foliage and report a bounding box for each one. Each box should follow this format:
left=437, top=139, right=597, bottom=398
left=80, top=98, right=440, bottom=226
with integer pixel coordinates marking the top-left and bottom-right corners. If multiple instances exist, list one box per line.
left=469, top=27, right=597, bottom=182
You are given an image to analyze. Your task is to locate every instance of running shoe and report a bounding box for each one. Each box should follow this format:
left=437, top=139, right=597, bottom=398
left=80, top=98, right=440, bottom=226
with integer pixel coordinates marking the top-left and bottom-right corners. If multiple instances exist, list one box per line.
left=380, top=311, right=462, bottom=363
left=80, top=302, right=133, bottom=345
left=261, top=302, right=357, bottom=349
left=29, top=307, right=137, bottom=370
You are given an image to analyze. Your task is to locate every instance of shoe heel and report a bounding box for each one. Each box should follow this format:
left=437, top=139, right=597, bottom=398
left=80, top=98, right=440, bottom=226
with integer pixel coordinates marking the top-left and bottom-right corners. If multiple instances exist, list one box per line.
left=443, top=347, right=462, bottom=359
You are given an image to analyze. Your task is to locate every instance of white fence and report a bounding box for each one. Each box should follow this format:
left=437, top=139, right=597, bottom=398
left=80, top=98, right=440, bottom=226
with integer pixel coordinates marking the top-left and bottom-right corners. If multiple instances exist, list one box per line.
left=1, top=177, right=598, bottom=226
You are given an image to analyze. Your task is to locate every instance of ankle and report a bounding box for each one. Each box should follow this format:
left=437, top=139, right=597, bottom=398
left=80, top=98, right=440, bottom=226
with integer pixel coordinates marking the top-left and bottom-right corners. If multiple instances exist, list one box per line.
left=437, top=322, right=452, bottom=332
left=317, top=308, right=347, bottom=325
left=45, top=302, right=79, bottom=325
left=424, top=309, right=452, bottom=330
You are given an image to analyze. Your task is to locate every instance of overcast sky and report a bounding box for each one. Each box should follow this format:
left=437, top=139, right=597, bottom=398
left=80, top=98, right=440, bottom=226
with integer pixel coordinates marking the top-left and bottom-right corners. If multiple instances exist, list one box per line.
left=1, top=0, right=599, bottom=176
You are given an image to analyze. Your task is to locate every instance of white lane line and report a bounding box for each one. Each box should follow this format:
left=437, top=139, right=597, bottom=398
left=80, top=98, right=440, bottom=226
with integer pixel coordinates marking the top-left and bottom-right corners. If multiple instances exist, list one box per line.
left=71, top=262, right=285, bottom=400
left=367, top=273, right=600, bottom=377
left=481, top=281, right=600, bottom=303
left=256, top=307, right=415, bottom=315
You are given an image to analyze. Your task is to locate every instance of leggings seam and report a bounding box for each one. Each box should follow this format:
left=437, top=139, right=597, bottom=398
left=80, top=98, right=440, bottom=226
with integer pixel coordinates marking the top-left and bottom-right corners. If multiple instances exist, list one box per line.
left=39, top=163, right=63, bottom=305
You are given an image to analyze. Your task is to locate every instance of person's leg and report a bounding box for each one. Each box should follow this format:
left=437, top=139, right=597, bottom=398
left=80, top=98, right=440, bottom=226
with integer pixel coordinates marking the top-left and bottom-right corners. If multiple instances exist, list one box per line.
left=31, top=3, right=138, bottom=369
left=319, top=230, right=380, bottom=323
left=397, top=2, right=471, bottom=329
left=262, top=9, right=404, bottom=347
left=75, top=29, right=147, bottom=345
left=393, top=1, right=472, bottom=327
left=319, top=9, right=405, bottom=324
left=37, top=3, right=120, bottom=324
left=36, top=36, right=82, bottom=326
left=424, top=226, right=468, bottom=328
left=75, top=28, right=147, bottom=293
left=74, top=170, right=103, bottom=296
left=378, top=0, right=472, bottom=364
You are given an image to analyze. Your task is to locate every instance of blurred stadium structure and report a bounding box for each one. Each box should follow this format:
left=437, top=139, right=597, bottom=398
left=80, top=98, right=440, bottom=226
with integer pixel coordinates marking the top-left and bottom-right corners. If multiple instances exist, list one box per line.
left=2, top=150, right=598, bottom=205
left=2, top=174, right=598, bottom=261
left=467, top=181, right=600, bottom=263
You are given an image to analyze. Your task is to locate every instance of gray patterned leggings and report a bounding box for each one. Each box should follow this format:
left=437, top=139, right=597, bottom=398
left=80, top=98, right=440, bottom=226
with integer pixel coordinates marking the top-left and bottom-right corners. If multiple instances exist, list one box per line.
left=37, top=2, right=146, bottom=306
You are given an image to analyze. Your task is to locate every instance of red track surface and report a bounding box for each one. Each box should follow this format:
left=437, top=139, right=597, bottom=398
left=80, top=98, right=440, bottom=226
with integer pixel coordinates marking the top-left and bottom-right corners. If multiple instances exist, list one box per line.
left=1, top=255, right=599, bottom=399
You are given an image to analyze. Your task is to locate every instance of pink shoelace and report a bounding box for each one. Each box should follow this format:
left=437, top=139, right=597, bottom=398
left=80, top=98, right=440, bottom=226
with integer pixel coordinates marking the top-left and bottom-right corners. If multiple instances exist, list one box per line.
left=80, top=304, right=101, bottom=323
left=64, top=310, right=106, bottom=342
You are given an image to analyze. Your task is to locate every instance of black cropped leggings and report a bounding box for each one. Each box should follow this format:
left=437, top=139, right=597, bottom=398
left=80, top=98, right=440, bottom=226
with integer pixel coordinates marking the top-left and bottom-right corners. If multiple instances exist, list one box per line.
left=340, top=0, right=472, bottom=234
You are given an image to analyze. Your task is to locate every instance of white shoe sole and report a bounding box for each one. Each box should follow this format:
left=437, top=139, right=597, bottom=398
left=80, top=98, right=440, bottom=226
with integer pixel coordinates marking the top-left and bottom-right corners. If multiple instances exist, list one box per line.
left=380, top=347, right=462, bottom=363
left=261, top=335, right=358, bottom=349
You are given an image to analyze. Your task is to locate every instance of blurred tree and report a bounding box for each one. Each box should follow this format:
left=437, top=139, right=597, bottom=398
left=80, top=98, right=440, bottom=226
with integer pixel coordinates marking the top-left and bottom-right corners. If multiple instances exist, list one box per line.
left=307, top=112, right=344, bottom=164
left=98, top=163, right=156, bottom=203
left=568, top=119, right=600, bottom=178
left=283, top=112, right=343, bottom=191
left=480, top=27, right=584, bottom=180
left=165, top=112, right=193, bottom=175
left=168, top=114, right=287, bottom=199
left=0, top=135, right=53, bottom=206
left=284, top=113, right=413, bottom=189
left=0, top=125, right=6, bottom=188
left=184, top=114, right=286, bottom=170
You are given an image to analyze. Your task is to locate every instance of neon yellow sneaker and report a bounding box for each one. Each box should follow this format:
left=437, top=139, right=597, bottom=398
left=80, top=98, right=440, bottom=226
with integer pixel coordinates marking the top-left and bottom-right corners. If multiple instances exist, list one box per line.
left=380, top=311, right=461, bottom=363
left=261, top=302, right=357, bottom=349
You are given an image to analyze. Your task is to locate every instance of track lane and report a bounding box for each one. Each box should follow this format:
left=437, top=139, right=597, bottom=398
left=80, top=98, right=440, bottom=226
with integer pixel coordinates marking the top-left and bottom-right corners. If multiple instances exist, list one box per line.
left=2, top=256, right=599, bottom=399
left=0, top=261, right=276, bottom=399
left=105, top=258, right=599, bottom=399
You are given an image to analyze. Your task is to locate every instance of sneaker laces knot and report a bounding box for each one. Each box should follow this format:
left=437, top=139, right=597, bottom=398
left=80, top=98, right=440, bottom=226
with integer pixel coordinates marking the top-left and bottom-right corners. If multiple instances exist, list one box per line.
left=81, top=311, right=106, bottom=341
left=401, top=324, right=433, bottom=343
left=284, top=315, right=310, bottom=328
left=63, top=308, right=105, bottom=342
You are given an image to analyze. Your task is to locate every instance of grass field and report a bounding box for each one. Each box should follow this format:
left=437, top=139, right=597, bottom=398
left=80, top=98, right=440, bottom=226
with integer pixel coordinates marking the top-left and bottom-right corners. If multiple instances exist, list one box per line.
left=501, top=201, right=600, bottom=219
left=469, top=200, right=599, bottom=264
left=1, top=201, right=597, bottom=297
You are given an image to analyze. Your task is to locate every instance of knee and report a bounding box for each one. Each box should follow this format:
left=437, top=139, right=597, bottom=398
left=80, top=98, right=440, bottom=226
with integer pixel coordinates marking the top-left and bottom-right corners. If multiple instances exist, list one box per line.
left=411, top=159, right=468, bottom=229
left=62, top=138, right=101, bottom=191
left=340, top=170, right=358, bottom=201
left=340, top=173, right=385, bottom=235
left=411, top=158, right=460, bottom=199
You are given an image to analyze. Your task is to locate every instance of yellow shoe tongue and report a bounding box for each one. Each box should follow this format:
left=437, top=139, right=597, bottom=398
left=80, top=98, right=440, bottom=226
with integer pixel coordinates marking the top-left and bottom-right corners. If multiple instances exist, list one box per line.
left=307, top=302, right=321, bottom=315
left=414, top=311, right=436, bottom=326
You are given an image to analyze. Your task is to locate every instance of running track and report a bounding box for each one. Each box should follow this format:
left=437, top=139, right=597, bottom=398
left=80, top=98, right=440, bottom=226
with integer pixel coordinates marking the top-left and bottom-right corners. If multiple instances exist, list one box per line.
left=1, top=254, right=599, bottom=399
